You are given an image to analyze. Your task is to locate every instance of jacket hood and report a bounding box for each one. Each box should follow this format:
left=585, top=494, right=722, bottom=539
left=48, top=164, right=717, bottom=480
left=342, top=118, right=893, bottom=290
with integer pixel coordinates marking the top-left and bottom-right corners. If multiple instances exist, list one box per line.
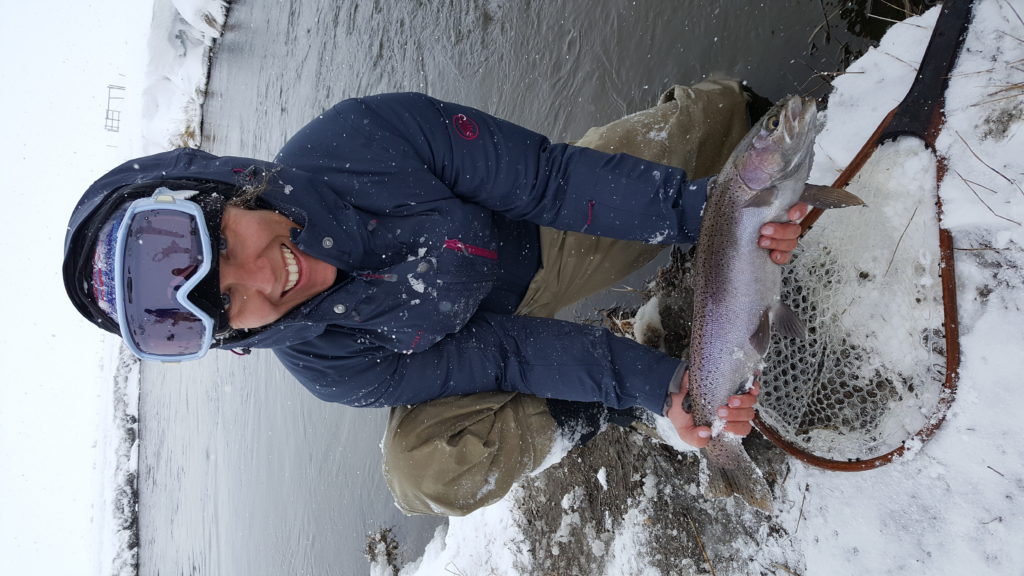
left=62, top=148, right=319, bottom=347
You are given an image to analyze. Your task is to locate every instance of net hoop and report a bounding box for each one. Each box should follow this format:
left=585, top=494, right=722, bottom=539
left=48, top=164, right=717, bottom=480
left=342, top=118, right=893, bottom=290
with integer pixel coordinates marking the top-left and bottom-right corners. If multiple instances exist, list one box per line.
left=754, top=133, right=963, bottom=471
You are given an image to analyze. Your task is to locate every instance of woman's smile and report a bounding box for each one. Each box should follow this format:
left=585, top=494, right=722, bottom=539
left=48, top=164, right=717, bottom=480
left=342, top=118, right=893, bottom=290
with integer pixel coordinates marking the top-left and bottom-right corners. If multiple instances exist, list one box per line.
left=281, top=244, right=300, bottom=293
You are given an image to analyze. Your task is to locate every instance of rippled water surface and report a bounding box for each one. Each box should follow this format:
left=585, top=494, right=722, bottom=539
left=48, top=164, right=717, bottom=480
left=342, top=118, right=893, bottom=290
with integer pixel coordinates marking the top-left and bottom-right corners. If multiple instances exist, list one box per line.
left=140, top=1, right=894, bottom=573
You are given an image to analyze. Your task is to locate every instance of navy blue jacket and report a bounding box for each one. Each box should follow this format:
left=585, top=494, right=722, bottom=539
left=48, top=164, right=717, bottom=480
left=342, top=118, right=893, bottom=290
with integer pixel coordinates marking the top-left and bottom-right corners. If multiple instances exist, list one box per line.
left=68, top=93, right=711, bottom=413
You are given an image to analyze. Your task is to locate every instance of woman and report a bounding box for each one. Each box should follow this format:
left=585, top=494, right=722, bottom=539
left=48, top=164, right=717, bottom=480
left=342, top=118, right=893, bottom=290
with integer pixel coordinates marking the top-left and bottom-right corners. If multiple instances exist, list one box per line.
left=63, top=80, right=804, bottom=515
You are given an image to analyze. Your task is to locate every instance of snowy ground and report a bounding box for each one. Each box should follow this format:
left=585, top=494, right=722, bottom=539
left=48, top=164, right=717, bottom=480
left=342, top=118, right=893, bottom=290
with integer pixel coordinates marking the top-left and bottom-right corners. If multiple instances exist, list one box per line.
left=388, top=2, right=1024, bottom=575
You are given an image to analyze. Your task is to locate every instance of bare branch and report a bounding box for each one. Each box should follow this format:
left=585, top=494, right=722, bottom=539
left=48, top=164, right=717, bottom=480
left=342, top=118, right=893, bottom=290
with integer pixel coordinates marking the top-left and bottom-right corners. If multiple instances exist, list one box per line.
left=772, top=563, right=805, bottom=576
left=878, top=0, right=913, bottom=17
left=997, top=29, right=1024, bottom=44
left=685, top=513, right=716, bottom=576
left=956, top=131, right=1024, bottom=199
left=885, top=204, right=920, bottom=277
left=971, top=92, right=1024, bottom=107
left=869, top=13, right=928, bottom=28
left=880, top=50, right=919, bottom=70
left=999, top=0, right=1024, bottom=30
left=954, top=169, right=1023, bottom=227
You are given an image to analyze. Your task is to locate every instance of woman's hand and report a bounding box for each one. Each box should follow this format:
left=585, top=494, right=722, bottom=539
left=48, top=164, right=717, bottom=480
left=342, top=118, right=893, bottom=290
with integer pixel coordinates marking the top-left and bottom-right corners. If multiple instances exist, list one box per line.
left=758, top=202, right=809, bottom=265
left=666, top=371, right=761, bottom=449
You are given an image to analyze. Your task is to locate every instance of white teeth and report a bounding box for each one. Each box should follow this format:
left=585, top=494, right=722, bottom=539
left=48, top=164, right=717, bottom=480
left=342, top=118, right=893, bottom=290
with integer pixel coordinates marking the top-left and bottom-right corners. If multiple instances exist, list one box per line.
left=281, top=245, right=299, bottom=292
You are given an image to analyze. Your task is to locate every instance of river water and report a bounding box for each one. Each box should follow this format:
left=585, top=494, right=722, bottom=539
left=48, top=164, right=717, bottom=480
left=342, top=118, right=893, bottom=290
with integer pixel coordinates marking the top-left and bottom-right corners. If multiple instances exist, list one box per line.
left=138, top=1, right=896, bottom=574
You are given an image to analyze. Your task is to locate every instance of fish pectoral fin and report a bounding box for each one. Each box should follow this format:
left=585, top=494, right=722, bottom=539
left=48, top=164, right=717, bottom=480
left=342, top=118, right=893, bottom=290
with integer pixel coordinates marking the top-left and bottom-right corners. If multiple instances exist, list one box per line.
left=799, top=184, right=866, bottom=209
left=772, top=301, right=806, bottom=339
left=706, top=175, right=719, bottom=196
left=750, top=308, right=772, bottom=356
left=742, top=187, right=778, bottom=208
left=751, top=304, right=805, bottom=353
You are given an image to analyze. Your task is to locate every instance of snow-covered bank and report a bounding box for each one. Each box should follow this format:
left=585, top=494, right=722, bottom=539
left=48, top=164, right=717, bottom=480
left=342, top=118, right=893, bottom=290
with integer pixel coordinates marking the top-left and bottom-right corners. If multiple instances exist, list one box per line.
left=390, top=2, right=1024, bottom=574
left=97, top=341, right=141, bottom=576
left=139, top=0, right=229, bottom=152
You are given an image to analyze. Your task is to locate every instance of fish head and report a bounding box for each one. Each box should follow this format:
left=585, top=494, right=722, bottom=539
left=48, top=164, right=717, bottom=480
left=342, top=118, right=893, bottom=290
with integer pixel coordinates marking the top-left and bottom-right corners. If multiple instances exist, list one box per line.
left=735, top=96, right=818, bottom=191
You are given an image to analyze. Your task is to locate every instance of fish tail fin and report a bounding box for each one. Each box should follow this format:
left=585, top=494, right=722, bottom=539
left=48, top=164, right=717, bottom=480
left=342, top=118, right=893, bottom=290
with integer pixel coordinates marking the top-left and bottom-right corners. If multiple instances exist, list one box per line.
left=701, top=438, right=773, bottom=512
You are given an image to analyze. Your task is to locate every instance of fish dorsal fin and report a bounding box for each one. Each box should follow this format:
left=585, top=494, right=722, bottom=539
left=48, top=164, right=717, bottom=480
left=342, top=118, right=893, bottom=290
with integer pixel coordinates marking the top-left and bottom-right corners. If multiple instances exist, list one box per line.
left=799, top=184, right=865, bottom=209
left=772, top=301, right=806, bottom=339
left=742, top=187, right=778, bottom=208
left=750, top=308, right=772, bottom=356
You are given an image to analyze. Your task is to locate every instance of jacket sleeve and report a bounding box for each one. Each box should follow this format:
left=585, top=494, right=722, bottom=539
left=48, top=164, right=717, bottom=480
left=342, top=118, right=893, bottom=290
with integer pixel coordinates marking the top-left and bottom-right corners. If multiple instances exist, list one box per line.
left=277, top=92, right=709, bottom=243
left=274, top=311, right=681, bottom=413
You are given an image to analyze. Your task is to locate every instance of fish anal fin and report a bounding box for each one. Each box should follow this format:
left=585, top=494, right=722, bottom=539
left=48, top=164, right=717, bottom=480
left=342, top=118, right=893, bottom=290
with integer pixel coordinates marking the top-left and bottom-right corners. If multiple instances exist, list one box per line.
left=800, top=184, right=866, bottom=209
left=750, top=308, right=772, bottom=356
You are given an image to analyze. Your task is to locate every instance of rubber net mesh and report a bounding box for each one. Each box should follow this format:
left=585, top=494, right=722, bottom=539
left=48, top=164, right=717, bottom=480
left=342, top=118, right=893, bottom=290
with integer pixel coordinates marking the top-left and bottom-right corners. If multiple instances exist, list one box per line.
left=756, top=138, right=948, bottom=462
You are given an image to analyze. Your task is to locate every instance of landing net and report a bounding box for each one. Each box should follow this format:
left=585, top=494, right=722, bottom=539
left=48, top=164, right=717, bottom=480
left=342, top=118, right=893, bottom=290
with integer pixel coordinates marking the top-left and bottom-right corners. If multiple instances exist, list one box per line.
left=756, top=138, right=951, bottom=467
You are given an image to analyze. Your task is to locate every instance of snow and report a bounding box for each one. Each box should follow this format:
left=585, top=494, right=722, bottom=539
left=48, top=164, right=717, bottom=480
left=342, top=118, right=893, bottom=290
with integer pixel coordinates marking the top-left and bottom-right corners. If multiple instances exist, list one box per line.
left=390, top=2, right=1024, bottom=574
left=140, top=0, right=227, bottom=152
left=599, top=474, right=660, bottom=576
left=384, top=490, right=534, bottom=576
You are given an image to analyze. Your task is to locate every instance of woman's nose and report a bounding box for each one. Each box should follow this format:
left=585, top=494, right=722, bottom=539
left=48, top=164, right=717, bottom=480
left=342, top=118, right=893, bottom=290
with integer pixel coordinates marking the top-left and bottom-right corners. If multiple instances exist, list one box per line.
left=219, top=253, right=275, bottom=294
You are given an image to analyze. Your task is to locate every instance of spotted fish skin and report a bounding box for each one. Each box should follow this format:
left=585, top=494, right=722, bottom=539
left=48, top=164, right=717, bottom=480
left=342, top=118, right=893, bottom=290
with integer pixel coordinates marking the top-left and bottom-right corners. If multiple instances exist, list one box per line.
left=688, top=95, right=862, bottom=511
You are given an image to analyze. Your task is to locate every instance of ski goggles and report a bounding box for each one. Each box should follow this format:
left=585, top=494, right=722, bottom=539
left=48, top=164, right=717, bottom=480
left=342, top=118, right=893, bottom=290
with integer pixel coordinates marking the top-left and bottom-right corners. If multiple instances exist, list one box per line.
left=113, top=189, right=220, bottom=361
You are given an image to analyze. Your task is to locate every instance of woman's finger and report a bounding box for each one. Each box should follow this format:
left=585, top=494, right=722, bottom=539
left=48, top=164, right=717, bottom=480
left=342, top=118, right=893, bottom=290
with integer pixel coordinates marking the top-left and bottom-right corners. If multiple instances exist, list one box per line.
left=718, top=406, right=756, bottom=422
left=727, top=393, right=759, bottom=409
left=723, top=421, right=754, bottom=437
left=760, top=236, right=799, bottom=252
left=760, top=221, right=803, bottom=240
left=771, top=249, right=793, bottom=265
left=686, top=426, right=712, bottom=448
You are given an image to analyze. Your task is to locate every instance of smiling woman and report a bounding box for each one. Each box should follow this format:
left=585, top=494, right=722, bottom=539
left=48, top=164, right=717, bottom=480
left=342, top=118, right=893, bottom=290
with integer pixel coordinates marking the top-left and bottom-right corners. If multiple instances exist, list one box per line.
left=63, top=80, right=810, bottom=539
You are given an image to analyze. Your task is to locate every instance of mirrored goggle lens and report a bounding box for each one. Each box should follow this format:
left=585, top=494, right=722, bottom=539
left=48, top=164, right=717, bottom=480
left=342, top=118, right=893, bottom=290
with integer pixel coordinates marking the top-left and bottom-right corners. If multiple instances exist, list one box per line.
left=120, top=208, right=213, bottom=357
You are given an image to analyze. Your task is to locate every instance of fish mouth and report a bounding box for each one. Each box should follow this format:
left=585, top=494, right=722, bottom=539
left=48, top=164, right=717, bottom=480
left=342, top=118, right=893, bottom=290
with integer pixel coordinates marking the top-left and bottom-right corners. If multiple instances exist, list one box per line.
left=281, top=244, right=300, bottom=295
left=779, top=96, right=817, bottom=147
left=787, top=97, right=818, bottom=170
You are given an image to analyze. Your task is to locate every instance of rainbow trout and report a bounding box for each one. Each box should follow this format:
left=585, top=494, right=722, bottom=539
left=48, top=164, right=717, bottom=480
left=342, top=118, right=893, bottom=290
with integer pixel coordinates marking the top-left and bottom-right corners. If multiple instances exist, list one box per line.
left=689, top=95, right=863, bottom=510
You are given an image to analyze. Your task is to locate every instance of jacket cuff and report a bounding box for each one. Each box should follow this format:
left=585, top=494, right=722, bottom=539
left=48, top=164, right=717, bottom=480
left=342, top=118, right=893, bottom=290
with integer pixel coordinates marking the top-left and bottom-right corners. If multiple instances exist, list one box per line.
left=663, top=360, right=689, bottom=416
left=680, top=177, right=711, bottom=243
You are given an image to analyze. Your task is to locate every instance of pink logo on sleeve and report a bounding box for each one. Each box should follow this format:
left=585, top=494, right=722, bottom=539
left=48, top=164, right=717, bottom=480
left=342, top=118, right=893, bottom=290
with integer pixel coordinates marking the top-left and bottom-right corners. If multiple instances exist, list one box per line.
left=452, top=114, right=480, bottom=140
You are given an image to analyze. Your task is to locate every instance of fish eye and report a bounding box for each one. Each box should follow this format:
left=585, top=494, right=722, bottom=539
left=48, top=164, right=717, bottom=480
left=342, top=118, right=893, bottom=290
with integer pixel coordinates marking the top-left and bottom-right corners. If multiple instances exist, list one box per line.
left=764, top=114, right=780, bottom=130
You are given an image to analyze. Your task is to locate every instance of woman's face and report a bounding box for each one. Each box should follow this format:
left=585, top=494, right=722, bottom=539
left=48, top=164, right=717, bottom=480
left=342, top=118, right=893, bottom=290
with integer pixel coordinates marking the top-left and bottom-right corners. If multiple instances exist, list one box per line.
left=219, top=206, right=337, bottom=329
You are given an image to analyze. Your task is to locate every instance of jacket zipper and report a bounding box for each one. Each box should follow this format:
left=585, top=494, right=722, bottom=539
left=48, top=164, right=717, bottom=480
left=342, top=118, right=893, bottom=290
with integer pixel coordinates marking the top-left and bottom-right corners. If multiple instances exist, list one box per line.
left=443, top=238, right=498, bottom=260
left=356, top=272, right=398, bottom=281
